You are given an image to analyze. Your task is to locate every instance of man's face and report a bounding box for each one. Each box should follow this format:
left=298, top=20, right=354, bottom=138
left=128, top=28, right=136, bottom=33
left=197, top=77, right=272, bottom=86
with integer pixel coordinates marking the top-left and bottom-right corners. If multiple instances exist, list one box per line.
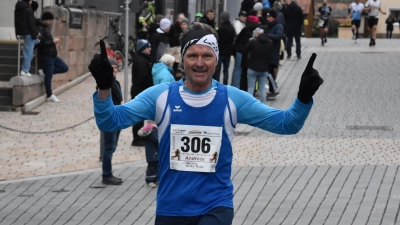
left=177, top=14, right=185, bottom=22
left=142, top=46, right=151, bottom=55
left=239, top=15, right=247, bottom=23
left=183, top=44, right=217, bottom=86
left=206, top=12, right=214, bottom=20
left=267, top=16, right=274, bottom=23
left=323, top=0, right=327, bottom=5
left=112, top=65, right=118, bottom=76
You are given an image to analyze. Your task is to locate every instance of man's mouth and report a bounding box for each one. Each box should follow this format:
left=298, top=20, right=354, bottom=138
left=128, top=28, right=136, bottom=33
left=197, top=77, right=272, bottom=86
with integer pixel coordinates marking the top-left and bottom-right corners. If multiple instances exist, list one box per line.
left=192, top=68, right=207, bottom=73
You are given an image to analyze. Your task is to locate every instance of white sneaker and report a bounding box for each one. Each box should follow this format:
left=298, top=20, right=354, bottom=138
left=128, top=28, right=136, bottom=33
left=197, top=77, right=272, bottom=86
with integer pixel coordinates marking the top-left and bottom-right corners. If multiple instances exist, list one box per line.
left=147, top=182, right=157, bottom=188
left=21, top=71, right=32, bottom=77
left=47, top=94, right=60, bottom=102
left=38, top=69, right=45, bottom=81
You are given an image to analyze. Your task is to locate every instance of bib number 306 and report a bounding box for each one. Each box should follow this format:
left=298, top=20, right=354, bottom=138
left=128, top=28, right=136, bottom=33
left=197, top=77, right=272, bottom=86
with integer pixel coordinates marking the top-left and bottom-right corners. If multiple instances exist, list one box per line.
left=180, top=136, right=211, bottom=153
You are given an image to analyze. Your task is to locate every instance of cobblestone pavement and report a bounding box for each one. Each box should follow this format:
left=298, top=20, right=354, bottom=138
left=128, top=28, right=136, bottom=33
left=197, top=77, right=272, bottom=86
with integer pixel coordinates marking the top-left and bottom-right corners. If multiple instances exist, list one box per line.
left=1, top=38, right=400, bottom=224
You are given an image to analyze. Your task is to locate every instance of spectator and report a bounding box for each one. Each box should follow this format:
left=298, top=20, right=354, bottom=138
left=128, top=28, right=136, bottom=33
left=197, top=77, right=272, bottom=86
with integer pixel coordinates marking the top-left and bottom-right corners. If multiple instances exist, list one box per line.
left=169, top=13, right=185, bottom=47
left=130, top=39, right=153, bottom=146
left=180, top=17, right=189, bottom=35
left=200, top=9, right=216, bottom=28
left=14, top=0, right=40, bottom=77
left=36, top=12, right=69, bottom=102
left=150, top=18, right=171, bottom=63
left=148, top=14, right=164, bottom=59
left=214, top=11, right=236, bottom=85
left=152, top=54, right=176, bottom=85
left=99, top=58, right=123, bottom=185
left=266, top=9, right=283, bottom=100
left=232, top=11, right=247, bottom=35
left=245, top=26, right=277, bottom=103
left=137, top=0, right=156, bottom=39
left=138, top=121, right=159, bottom=188
left=241, top=0, right=256, bottom=15
left=253, top=2, right=264, bottom=24
left=232, top=15, right=259, bottom=90
left=386, top=14, right=395, bottom=39
left=194, top=12, right=203, bottom=23
left=283, top=0, right=303, bottom=59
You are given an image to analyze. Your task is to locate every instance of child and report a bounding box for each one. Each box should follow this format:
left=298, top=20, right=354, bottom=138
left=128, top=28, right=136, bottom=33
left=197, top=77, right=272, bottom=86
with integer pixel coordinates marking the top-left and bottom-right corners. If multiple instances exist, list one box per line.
left=138, top=120, right=159, bottom=188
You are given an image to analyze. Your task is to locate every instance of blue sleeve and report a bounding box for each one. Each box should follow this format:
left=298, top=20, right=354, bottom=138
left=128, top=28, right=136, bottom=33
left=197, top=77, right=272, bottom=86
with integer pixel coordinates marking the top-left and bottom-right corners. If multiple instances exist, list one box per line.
left=269, top=24, right=284, bottom=42
left=227, top=86, right=313, bottom=135
left=93, top=83, right=170, bottom=131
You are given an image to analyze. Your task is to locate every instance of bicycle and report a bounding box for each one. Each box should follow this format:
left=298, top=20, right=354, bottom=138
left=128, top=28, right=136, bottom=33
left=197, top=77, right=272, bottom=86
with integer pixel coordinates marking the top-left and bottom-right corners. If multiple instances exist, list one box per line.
left=108, top=16, right=136, bottom=71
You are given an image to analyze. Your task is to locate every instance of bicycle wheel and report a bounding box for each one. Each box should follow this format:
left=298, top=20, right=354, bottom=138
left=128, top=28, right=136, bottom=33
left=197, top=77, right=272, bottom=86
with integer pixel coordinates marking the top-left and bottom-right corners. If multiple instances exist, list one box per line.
left=114, top=50, right=125, bottom=72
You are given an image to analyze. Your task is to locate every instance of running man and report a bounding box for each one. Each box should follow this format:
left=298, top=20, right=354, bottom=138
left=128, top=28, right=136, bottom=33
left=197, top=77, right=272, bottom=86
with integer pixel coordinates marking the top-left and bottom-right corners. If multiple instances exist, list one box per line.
left=89, top=22, right=323, bottom=224
left=348, top=0, right=364, bottom=42
left=318, top=0, right=332, bottom=46
left=364, top=0, right=386, bottom=46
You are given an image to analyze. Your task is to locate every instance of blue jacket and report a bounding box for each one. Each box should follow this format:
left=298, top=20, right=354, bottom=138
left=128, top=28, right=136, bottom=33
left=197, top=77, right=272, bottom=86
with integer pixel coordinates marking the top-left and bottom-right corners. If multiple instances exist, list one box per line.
left=152, top=62, right=175, bottom=85
left=267, top=19, right=284, bottom=66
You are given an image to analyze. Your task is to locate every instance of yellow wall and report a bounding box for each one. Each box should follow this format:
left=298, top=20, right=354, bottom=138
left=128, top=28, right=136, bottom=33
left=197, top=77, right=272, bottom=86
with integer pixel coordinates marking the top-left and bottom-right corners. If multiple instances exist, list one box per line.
left=377, top=0, right=400, bottom=36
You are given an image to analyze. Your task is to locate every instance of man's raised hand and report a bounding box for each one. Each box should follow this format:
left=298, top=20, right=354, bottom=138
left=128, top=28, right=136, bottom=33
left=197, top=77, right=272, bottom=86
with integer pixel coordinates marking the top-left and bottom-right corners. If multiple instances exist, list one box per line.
left=297, top=53, right=324, bottom=104
left=88, top=40, right=114, bottom=90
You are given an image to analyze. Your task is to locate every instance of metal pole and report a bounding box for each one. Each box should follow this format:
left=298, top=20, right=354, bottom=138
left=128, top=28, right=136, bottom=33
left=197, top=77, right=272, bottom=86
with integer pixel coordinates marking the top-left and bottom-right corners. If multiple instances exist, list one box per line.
left=17, top=36, right=21, bottom=76
left=124, top=0, right=130, bottom=101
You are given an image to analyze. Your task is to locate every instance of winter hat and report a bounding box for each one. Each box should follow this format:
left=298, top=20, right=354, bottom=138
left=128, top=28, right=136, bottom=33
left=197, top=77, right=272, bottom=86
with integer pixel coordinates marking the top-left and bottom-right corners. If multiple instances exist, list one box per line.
left=254, top=27, right=264, bottom=34
left=41, top=12, right=54, bottom=21
left=160, top=18, right=172, bottom=30
left=238, top=11, right=247, bottom=17
left=108, top=58, right=118, bottom=66
left=137, top=39, right=150, bottom=52
left=253, top=2, right=263, bottom=12
left=159, top=54, right=175, bottom=66
left=220, top=11, right=230, bottom=22
left=267, top=9, right=278, bottom=18
left=273, top=1, right=283, bottom=11
left=180, top=17, right=189, bottom=25
left=31, top=1, right=39, bottom=12
left=195, top=12, right=203, bottom=18
left=247, top=15, right=259, bottom=24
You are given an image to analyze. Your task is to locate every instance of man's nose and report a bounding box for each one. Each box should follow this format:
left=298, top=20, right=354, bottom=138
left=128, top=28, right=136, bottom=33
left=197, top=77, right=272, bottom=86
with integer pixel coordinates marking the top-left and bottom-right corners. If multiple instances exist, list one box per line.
left=195, top=56, right=205, bottom=66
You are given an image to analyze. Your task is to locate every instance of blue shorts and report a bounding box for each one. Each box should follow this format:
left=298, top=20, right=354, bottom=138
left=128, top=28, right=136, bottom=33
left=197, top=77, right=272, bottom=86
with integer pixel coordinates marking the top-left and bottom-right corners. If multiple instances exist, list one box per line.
left=155, top=207, right=234, bottom=225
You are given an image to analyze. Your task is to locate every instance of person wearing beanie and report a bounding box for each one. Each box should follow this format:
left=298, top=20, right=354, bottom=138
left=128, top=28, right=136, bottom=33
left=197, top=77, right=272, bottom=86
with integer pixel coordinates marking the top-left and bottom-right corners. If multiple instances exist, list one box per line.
left=99, top=57, right=123, bottom=185
left=214, top=11, right=236, bottom=85
left=253, top=2, right=264, bottom=13
left=90, top=21, right=323, bottom=223
left=180, top=17, right=189, bottom=33
left=265, top=8, right=284, bottom=100
left=130, top=38, right=153, bottom=147
left=194, top=12, right=203, bottom=22
left=14, top=0, right=40, bottom=77
left=233, top=11, right=247, bottom=35
left=283, top=0, right=304, bottom=59
left=232, top=14, right=260, bottom=90
left=149, top=18, right=171, bottom=63
left=36, top=11, right=69, bottom=102
left=169, top=13, right=185, bottom=47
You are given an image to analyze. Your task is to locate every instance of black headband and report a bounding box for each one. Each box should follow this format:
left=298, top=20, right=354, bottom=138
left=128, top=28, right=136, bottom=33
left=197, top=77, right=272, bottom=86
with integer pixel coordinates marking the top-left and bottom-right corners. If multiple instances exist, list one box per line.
left=180, top=29, right=219, bottom=62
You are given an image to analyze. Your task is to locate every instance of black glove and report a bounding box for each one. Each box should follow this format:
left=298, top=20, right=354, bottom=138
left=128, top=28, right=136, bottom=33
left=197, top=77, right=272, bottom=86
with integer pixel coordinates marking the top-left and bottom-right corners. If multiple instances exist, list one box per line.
left=298, top=53, right=324, bottom=104
left=88, top=40, right=114, bottom=90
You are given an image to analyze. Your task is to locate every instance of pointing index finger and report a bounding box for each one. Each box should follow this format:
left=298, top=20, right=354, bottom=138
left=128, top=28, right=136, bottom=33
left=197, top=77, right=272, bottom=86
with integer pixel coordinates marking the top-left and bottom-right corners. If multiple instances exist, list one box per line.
left=305, top=53, right=317, bottom=72
left=99, top=39, right=107, bottom=59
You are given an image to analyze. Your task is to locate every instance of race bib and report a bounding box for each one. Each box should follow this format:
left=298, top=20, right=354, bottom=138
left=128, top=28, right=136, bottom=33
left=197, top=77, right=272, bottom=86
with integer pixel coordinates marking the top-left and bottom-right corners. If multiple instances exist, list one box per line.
left=170, top=124, right=222, bottom=173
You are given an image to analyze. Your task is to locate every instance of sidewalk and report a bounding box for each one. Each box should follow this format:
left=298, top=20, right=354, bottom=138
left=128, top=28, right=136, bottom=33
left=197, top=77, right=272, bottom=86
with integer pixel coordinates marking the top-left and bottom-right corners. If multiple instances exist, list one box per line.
left=1, top=38, right=400, bottom=224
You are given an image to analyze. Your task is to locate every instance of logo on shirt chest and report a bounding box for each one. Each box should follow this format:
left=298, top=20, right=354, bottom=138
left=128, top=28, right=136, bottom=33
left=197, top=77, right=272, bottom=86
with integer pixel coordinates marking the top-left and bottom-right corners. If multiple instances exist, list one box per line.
left=173, top=105, right=182, bottom=112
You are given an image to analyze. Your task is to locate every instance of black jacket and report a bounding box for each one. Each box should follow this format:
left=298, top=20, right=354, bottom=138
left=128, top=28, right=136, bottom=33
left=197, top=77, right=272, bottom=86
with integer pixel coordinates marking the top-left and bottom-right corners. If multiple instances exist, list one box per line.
left=36, top=19, right=57, bottom=57
left=149, top=29, right=169, bottom=63
left=111, top=79, right=123, bottom=105
left=267, top=19, right=284, bottom=66
left=131, top=52, right=153, bottom=98
left=240, top=0, right=255, bottom=15
left=245, top=33, right=273, bottom=72
left=217, top=21, right=236, bottom=57
left=234, top=22, right=258, bottom=54
left=169, top=21, right=182, bottom=47
left=283, top=2, right=303, bottom=35
left=14, top=1, right=38, bottom=39
left=200, top=17, right=216, bottom=29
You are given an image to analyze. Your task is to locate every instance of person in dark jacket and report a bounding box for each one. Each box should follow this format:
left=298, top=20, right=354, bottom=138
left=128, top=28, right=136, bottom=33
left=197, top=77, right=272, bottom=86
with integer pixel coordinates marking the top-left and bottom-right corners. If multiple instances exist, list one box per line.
left=169, top=13, right=185, bottom=47
left=149, top=18, right=171, bottom=63
left=386, top=14, right=395, bottom=39
left=245, top=26, right=277, bottom=103
left=266, top=9, right=283, bottom=100
left=36, top=12, right=69, bottom=102
left=232, top=15, right=259, bottom=90
left=283, top=0, right=303, bottom=59
left=240, top=0, right=256, bottom=15
left=131, top=39, right=153, bottom=146
left=200, top=9, right=216, bottom=29
left=214, top=11, right=236, bottom=85
left=14, top=0, right=40, bottom=77
left=100, top=58, right=123, bottom=185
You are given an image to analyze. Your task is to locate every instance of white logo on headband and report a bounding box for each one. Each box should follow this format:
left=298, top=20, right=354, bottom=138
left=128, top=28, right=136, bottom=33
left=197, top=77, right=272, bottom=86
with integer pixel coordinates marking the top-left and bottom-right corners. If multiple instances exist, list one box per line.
left=197, top=34, right=219, bottom=60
